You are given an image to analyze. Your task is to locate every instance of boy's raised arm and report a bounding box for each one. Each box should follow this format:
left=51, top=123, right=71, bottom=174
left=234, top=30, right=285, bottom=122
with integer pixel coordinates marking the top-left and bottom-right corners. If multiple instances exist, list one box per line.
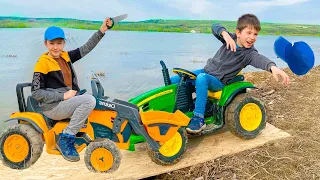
left=68, top=30, right=104, bottom=63
left=212, top=24, right=233, bottom=44
left=212, top=24, right=237, bottom=52
left=68, top=18, right=112, bottom=63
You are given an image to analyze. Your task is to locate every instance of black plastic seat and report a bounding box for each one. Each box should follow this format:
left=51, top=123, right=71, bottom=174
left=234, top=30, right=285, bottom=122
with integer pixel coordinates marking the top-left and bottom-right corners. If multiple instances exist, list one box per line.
left=225, top=75, right=245, bottom=85
left=26, top=96, right=42, bottom=113
left=26, top=96, right=71, bottom=126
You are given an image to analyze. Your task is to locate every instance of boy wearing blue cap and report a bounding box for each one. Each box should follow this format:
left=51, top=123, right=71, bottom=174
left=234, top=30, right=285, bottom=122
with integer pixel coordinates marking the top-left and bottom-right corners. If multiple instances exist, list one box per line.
left=31, top=18, right=112, bottom=162
left=180, top=14, right=290, bottom=134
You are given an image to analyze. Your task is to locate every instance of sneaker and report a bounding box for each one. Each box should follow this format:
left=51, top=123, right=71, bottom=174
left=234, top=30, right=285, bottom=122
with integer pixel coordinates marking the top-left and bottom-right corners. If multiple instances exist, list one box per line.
left=56, top=133, right=80, bottom=162
left=186, top=115, right=206, bottom=134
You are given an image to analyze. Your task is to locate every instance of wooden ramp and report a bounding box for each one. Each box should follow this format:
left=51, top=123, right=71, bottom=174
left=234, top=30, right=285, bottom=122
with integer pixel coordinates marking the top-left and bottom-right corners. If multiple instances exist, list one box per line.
left=0, top=123, right=290, bottom=180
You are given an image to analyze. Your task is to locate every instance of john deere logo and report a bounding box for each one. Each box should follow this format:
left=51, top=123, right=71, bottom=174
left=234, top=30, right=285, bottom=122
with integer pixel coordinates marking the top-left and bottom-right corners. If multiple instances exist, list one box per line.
left=99, top=101, right=116, bottom=109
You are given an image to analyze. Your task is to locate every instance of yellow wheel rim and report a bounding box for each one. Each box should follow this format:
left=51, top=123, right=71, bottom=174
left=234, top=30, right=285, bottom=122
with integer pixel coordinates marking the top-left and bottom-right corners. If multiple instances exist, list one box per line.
left=240, top=103, right=263, bottom=131
left=3, top=134, right=29, bottom=163
left=159, top=132, right=183, bottom=157
left=90, top=148, right=113, bottom=172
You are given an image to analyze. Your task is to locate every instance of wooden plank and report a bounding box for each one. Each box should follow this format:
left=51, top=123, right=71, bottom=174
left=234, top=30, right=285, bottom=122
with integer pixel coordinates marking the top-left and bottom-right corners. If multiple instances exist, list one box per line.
left=0, top=123, right=290, bottom=180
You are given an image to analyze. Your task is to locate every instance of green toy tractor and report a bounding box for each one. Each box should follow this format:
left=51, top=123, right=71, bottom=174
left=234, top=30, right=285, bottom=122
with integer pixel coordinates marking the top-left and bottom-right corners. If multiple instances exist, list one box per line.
left=128, top=61, right=266, bottom=150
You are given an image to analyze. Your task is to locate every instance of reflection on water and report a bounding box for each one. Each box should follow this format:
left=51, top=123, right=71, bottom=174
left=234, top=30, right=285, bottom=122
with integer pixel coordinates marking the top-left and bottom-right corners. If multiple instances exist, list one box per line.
left=0, top=28, right=319, bottom=132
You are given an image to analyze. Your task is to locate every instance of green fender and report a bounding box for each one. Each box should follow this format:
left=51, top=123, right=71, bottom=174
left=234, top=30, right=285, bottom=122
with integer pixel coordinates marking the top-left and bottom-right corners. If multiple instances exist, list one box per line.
left=128, top=84, right=177, bottom=151
left=128, top=84, right=177, bottom=112
left=218, top=81, right=256, bottom=106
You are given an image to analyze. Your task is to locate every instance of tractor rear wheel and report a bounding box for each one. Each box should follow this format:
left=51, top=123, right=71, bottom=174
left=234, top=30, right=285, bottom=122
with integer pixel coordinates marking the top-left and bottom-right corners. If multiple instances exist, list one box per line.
left=0, top=124, right=44, bottom=169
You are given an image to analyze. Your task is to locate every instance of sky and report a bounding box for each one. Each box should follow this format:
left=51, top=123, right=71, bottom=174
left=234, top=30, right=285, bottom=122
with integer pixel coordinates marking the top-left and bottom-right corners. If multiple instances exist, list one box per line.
left=0, top=0, right=319, bottom=24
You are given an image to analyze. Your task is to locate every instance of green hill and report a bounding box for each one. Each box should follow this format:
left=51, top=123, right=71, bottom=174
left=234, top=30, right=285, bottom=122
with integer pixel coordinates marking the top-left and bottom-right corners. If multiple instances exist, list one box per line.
left=1, top=16, right=319, bottom=36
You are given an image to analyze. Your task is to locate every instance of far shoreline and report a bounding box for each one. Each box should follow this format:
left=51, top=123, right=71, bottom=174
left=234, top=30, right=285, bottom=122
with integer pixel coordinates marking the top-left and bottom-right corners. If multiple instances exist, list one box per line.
left=1, top=17, right=320, bottom=37
left=1, top=27, right=319, bottom=37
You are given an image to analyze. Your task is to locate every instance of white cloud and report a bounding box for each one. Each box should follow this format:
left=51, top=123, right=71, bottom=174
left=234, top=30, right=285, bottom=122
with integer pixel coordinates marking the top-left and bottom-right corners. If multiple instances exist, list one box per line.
left=153, top=0, right=215, bottom=15
left=238, top=0, right=311, bottom=14
left=240, top=0, right=310, bottom=7
left=0, top=0, right=318, bottom=23
left=0, top=0, right=146, bottom=20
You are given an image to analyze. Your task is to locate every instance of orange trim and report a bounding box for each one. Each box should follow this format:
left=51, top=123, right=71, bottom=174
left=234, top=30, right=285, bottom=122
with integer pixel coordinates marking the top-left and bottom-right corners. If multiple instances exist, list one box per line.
left=115, top=141, right=130, bottom=150
left=147, top=125, right=179, bottom=142
left=115, top=120, right=129, bottom=144
left=10, top=112, right=49, bottom=132
left=88, top=110, right=131, bottom=150
left=140, top=110, right=189, bottom=142
left=140, top=110, right=189, bottom=126
left=88, top=110, right=116, bottom=129
left=44, top=121, right=94, bottom=155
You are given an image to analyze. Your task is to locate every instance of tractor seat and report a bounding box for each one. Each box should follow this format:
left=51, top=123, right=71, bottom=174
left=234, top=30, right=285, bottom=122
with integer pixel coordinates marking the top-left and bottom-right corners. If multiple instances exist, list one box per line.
left=208, top=90, right=222, bottom=99
left=207, top=75, right=244, bottom=99
left=26, top=96, right=42, bottom=113
left=26, top=96, right=71, bottom=123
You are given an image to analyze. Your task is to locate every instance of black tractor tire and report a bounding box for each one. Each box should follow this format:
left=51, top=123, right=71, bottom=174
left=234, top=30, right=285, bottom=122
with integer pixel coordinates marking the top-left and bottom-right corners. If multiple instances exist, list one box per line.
left=84, top=139, right=121, bottom=173
left=146, top=127, right=187, bottom=165
left=225, top=93, right=266, bottom=139
left=0, top=124, right=44, bottom=169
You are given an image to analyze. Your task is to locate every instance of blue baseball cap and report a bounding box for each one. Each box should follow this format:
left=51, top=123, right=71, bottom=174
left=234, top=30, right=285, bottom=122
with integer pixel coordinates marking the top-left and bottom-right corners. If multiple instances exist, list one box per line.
left=44, top=26, right=65, bottom=41
left=274, top=36, right=314, bottom=76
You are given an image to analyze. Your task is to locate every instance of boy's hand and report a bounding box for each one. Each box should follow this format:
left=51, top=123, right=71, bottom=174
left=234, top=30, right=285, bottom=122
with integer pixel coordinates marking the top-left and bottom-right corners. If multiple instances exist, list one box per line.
left=64, top=90, right=77, bottom=100
left=221, top=31, right=236, bottom=52
left=270, top=66, right=290, bottom=85
left=100, top=18, right=113, bottom=34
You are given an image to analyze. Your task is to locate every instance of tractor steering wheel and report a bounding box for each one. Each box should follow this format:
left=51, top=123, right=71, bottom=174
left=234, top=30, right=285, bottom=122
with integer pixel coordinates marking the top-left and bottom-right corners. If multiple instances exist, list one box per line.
left=172, top=68, right=197, bottom=80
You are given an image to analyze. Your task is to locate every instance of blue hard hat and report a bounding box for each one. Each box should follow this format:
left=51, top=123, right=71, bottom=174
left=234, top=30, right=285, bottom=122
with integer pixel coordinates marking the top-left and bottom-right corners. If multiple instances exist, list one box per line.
left=274, top=36, right=314, bottom=75
left=44, top=26, right=65, bottom=41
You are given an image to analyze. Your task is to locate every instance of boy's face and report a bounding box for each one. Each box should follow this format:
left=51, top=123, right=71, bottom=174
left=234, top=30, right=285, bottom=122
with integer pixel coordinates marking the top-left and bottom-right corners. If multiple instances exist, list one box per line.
left=236, top=26, right=259, bottom=48
left=44, top=38, right=65, bottom=58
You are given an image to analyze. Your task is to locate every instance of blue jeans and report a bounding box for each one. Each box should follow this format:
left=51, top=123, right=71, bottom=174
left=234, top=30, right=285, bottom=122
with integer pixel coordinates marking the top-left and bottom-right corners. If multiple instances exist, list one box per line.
left=194, top=73, right=224, bottom=117
left=170, top=69, right=224, bottom=117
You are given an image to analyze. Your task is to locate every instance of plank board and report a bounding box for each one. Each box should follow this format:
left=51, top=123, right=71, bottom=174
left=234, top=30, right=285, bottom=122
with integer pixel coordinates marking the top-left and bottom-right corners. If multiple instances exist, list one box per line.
left=0, top=123, right=290, bottom=180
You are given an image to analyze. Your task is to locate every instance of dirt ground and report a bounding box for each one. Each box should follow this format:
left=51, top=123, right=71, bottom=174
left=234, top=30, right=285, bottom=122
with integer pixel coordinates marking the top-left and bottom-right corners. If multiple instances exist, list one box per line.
left=155, top=66, right=320, bottom=180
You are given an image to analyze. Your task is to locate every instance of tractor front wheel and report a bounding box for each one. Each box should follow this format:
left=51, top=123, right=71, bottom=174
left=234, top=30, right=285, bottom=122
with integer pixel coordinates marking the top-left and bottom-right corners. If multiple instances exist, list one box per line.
left=146, top=127, right=187, bottom=165
left=84, top=139, right=121, bottom=173
left=225, top=93, right=266, bottom=139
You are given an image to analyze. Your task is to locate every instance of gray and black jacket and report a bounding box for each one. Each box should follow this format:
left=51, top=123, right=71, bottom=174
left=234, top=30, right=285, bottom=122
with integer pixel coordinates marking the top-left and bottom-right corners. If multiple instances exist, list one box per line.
left=31, top=30, right=104, bottom=111
left=204, top=24, right=276, bottom=84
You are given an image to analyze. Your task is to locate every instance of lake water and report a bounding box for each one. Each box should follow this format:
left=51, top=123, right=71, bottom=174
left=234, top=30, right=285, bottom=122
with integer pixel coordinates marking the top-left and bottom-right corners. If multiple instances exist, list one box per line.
left=0, top=28, right=319, bottom=132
